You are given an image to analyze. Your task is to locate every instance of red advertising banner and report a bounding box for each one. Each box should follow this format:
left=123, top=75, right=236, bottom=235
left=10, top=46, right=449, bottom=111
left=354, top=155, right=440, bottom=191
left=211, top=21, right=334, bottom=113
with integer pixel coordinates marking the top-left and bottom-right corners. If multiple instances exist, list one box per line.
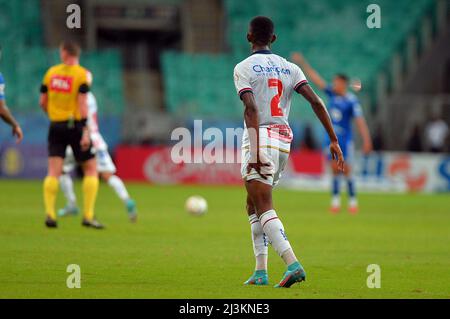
left=115, top=146, right=242, bottom=184
left=115, top=146, right=325, bottom=185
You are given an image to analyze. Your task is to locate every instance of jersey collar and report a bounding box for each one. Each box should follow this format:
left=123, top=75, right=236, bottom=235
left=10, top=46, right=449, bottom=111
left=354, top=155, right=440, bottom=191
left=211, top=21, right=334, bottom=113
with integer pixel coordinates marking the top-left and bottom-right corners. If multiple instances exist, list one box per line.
left=251, top=49, right=272, bottom=55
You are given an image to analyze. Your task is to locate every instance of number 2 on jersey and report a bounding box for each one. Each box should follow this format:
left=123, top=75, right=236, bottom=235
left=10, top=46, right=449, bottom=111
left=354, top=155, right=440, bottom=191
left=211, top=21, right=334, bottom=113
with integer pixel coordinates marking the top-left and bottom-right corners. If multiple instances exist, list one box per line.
left=268, top=78, right=283, bottom=117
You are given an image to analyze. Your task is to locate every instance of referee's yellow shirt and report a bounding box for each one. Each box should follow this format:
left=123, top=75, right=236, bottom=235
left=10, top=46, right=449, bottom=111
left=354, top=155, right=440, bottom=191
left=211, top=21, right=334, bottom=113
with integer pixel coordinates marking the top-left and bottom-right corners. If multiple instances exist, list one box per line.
left=41, top=64, right=90, bottom=121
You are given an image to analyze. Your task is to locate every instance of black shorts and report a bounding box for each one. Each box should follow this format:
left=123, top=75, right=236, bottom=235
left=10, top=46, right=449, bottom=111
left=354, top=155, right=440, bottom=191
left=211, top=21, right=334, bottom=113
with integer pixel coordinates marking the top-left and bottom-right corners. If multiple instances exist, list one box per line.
left=48, top=121, right=95, bottom=163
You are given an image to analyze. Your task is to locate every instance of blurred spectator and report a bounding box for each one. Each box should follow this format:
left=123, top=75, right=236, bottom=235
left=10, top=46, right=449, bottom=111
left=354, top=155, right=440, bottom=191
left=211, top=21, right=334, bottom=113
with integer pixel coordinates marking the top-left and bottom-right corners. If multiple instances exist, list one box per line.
left=407, top=124, right=423, bottom=152
left=425, top=115, right=449, bottom=153
left=300, top=124, right=317, bottom=151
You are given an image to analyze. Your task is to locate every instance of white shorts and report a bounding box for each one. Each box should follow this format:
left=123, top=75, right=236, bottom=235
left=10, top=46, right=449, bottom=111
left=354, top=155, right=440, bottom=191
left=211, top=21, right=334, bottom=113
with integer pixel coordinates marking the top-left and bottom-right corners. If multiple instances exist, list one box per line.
left=63, top=146, right=116, bottom=174
left=241, top=137, right=290, bottom=187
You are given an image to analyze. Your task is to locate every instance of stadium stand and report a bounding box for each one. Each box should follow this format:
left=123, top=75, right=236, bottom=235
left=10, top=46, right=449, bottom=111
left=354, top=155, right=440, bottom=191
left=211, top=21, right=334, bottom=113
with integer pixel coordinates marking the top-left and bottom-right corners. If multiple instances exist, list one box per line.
left=0, top=0, right=125, bottom=116
left=0, top=0, right=441, bottom=147
left=162, top=0, right=436, bottom=124
left=0, top=0, right=125, bottom=148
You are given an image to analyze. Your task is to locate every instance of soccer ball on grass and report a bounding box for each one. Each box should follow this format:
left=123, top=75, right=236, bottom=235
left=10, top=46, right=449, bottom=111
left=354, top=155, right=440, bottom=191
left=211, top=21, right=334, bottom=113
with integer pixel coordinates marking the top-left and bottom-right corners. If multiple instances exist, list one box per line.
left=185, top=195, right=208, bottom=216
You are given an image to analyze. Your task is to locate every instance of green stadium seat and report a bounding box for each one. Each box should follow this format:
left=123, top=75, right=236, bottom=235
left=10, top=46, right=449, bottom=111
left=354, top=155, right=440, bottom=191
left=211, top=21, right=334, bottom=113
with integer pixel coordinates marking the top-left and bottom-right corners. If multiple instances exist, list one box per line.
left=0, top=0, right=125, bottom=116
left=161, top=0, right=435, bottom=119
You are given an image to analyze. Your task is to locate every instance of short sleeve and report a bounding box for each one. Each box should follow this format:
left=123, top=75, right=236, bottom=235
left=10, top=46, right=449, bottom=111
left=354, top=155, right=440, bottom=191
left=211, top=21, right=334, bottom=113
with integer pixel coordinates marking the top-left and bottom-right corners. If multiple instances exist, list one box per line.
left=40, top=69, right=51, bottom=93
left=233, top=63, right=253, bottom=99
left=351, top=98, right=363, bottom=118
left=292, top=65, right=308, bottom=92
left=0, top=73, right=5, bottom=100
left=78, top=69, right=91, bottom=93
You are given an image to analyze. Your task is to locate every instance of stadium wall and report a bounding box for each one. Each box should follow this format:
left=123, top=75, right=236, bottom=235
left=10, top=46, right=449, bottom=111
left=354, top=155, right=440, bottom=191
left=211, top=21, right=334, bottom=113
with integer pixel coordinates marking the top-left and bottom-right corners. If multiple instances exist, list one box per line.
left=112, top=146, right=450, bottom=193
left=3, top=142, right=447, bottom=194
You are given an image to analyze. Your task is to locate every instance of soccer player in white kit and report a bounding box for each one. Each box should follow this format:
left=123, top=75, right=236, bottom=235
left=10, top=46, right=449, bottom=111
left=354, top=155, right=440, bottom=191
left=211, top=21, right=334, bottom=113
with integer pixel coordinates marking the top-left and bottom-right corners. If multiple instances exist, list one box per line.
left=58, top=91, right=137, bottom=222
left=234, top=16, right=344, bottom=287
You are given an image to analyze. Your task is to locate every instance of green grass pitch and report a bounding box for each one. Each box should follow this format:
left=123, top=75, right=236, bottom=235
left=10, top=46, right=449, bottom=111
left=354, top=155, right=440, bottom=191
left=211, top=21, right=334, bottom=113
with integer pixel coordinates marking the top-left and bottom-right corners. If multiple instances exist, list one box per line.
left=0, top=179, right=449, bottom=299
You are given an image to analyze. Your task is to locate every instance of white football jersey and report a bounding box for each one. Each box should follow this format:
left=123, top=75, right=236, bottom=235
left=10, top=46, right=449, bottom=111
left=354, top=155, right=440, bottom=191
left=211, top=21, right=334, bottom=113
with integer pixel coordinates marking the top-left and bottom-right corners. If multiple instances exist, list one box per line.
left=87, top=92, right=108, bottom=151
left=233, top=50, right=308, bottom=142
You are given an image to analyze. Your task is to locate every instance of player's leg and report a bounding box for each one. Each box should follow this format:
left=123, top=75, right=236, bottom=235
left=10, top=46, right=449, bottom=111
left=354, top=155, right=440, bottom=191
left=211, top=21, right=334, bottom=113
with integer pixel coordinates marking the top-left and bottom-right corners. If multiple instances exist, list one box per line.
left=58, top=147, right=79, bottom=217
left=44, top=157, right=64, bottom=227
left=245, top=180, right=306, bottom=288
left=330, top=139, right=349, bottom=213
left=97, top=151, right=137, bottom=221
left=80, top=158, right=102, bottom=228
left=344, top=142, right=358, bottom=214
left=59, top=173, right=78, bottom=214
left=241, top=146, right=269, bottom=285
left=345, top=164, right=358, bottom=213
left=243, top=194, right=269, bottom=285
left=44, top=122, right=67, bottom=228
left=71, top=123, right=103, bottom=229
left=100, top=171, right=137, bottom=222
left=330, top=161, right=342, bottom=213
left=59, top=173, right=78, bottom=213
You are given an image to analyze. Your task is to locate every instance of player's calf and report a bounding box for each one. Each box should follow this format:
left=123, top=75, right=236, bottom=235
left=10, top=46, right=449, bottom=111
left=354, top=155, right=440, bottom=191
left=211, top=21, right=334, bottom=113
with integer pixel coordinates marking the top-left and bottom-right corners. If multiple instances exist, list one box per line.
left=348, top=197, right=359, bottom=214
left=246, top=181, right=306, bottom=288
left=330, top=195, right=341, bottom=214
left=346, top=176, right=358, bottom=214
left=104, top=174, right=137, bottom=222
left=330, top=175, right=341, bottom=213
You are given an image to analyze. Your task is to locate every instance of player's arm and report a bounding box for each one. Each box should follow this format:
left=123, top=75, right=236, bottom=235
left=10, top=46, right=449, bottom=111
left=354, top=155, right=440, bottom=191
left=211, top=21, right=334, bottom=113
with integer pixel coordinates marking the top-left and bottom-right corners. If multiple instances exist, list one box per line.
left=78, top=70, right=91, bottom=119
left=0, top=99, right=23, bottom=143
left=78, top=91, right=90, bottom=151
left=39, top=93, right=48, bottom=113
left=291, top=52, right=327, bottom=90
left=78, top=80, right=90, bottom=150
left=297, top=84, right=344, bottom=170
left=78, top=92, right=88, bottom=119
left=39, top=70, right=50, bottom=113
left=0, top=76, right=23, bottom=143
left=241, top=92, right=270, bottom=179
left=351, top=99, right=372, bottom=154
left=234, top=63, right=269, bottom=179
left=355, top=116, right=373, bottom=154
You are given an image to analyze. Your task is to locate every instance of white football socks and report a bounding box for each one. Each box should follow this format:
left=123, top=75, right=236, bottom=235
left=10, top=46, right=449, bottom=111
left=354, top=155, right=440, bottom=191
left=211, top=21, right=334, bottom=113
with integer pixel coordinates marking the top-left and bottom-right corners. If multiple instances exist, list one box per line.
left=349, top=197, right=358, bottom=208
left=259, top=209, right=298, bottom=266
left=331, top=195, right=341, bottom=208
left=59, top=174, right=77, bottom=208
left=248, top=214, right=268, bottom=271
left=107, top=175, right=130, bottom=203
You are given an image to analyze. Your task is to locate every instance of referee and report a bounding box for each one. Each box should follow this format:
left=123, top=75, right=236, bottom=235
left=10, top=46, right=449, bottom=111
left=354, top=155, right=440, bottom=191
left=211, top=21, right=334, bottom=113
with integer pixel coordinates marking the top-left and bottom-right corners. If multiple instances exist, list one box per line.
left=39, top=41, right=103, bottom=229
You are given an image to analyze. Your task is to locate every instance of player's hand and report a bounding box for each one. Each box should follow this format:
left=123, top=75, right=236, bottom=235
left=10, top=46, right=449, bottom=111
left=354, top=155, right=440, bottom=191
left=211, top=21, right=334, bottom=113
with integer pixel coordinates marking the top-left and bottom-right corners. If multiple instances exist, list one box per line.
left=247, top=153, right=271, bottom=180
left=80, top=130, right=91, bottom=151
left=330, top=141, right=344, bottom=172
left=12, top=125, right=23, bottom=144
left=290, top=52, right=304, bottom=65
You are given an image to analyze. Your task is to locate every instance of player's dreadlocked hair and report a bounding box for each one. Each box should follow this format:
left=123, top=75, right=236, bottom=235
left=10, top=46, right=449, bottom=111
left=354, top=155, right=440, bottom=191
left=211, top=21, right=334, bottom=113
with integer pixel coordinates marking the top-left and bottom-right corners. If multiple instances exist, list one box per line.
left=249, top=16, right=274, bottom=46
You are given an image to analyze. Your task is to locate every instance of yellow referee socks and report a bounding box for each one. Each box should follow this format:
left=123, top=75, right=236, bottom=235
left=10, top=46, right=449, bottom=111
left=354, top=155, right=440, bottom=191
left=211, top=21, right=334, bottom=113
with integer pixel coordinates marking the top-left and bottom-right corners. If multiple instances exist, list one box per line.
left=82, top=175, right=99, bottom=221
left=43, top=176, right=59, bottom=220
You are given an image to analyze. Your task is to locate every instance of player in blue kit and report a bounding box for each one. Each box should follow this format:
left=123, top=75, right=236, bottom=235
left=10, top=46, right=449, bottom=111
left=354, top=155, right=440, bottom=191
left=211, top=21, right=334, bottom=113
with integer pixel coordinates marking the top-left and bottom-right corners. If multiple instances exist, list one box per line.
left=0, top=48, right=23, bottom=143
left=291, top=52, right=372, bottom=213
